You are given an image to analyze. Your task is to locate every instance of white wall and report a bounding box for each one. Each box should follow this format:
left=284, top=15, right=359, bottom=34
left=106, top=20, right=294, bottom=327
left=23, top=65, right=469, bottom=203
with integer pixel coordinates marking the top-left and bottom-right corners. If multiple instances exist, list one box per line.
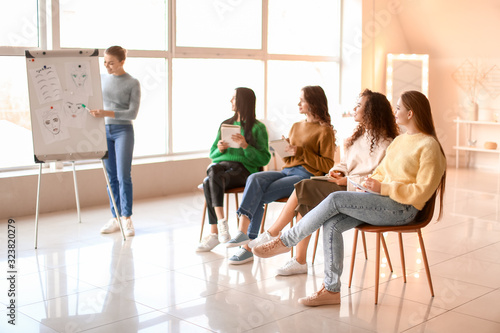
left=0, top=157, right=210, bottom=219
left=361, top=0, right=500, bottom=170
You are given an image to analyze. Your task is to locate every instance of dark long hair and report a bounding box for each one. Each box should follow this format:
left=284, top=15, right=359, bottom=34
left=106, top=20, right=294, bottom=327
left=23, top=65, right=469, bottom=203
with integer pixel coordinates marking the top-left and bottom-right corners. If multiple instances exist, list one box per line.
left=400, top=90, right=446, bottom=220
left=223, top=87, right=258, bottom=147
left=302, top=86, right=332, bottom=128
left=345, top=89, right=399, bottom=153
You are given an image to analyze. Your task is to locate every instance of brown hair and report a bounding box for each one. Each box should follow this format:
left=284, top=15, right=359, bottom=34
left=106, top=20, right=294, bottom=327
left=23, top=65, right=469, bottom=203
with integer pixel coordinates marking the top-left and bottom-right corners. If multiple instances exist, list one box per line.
left=400, top=90, right=446, bottom=220
left=345, top=89, right=399, bottom=153
left=105, top=46, right=127, bottom=62
left=301, top=86, right=332, bottom=127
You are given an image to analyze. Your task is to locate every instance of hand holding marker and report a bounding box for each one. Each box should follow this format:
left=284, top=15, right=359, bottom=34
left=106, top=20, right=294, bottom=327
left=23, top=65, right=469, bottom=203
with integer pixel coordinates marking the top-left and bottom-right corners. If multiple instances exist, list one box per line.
left=85, top=104, right=106, bottom=118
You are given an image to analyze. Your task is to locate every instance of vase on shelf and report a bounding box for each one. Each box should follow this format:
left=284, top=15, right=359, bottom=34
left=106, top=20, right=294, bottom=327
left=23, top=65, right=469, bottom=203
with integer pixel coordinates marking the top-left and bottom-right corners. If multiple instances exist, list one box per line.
left=465, top=100, right=478, bottom=121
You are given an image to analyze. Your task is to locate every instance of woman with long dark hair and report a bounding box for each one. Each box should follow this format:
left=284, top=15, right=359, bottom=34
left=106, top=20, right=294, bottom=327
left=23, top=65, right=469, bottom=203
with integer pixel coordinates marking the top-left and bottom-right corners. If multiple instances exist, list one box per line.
left=197, top=87, right=271, bottom=252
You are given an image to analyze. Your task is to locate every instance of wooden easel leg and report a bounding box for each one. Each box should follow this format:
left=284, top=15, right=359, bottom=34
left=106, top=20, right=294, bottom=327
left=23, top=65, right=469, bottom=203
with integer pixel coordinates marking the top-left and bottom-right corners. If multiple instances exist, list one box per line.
left=72, top=162, right=81, bottom=223
left=34, top=163, right=42, bottom=249
left=101, top=160, right=126, bottom=241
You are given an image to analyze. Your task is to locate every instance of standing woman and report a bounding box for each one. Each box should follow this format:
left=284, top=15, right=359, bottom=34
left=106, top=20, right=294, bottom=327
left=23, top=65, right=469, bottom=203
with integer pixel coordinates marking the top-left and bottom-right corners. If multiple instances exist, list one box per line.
left=90, top=46, right=141, bottom=237
left=197, top=87, right=271, bottom=252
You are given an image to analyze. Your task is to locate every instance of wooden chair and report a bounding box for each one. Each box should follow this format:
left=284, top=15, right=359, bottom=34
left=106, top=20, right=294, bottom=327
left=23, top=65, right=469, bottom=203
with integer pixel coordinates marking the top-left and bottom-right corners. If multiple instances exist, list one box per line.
left=199, top=186, right=245, bottom=241
left=348, top=192, right=437, bottom=304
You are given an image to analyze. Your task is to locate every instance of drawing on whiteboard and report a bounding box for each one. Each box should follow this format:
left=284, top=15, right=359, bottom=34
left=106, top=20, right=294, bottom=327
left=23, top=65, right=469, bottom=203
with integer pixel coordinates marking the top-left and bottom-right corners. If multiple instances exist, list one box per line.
left=66, top=61, right=93, bottom=96
left=36, top=105, right=70, bottom=144
left=62, top=92, right=88, bottom=128
left=29, top=64, right=63, bottom=104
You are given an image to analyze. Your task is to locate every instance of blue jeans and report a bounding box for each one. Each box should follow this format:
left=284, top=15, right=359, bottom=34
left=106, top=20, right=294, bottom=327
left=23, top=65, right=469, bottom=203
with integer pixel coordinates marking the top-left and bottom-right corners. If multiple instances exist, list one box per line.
left=237, top=166, right=313, bottom=239
left=104, top=124, right=134, bottom=218
left=280, top=191, right=419, bottom=292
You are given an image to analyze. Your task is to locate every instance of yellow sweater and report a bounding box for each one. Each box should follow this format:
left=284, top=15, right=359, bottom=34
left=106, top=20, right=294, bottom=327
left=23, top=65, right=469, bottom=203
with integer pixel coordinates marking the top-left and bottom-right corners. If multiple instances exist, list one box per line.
left=283, top=120, right=335, bottom=176
left=370, top=133, right=446, bottom=210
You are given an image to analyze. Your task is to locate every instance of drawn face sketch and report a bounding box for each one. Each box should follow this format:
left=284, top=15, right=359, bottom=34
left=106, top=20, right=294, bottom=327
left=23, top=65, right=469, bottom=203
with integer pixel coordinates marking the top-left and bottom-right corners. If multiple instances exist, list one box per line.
left=43, top=110, right=61, bottom=135
left=63, top=101, right=85, bottom=118
left=70, top=64, right=88, bottom=88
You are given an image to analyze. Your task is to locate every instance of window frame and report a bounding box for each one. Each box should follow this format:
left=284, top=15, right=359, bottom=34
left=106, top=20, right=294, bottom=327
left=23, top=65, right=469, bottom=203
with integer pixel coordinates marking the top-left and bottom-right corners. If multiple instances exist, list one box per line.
left=0, top=0, right=342, bottom=171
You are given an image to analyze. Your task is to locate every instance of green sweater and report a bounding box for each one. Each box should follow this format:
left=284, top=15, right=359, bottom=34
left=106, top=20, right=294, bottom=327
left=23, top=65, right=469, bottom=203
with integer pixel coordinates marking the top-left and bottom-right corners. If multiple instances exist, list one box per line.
left=209, top=120, right=271, bottom=174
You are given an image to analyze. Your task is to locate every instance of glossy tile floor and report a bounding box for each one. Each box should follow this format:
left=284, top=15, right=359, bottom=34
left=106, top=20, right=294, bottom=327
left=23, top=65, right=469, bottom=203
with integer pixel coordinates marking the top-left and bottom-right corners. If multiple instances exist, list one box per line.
left=1, top=167, right=500, bottom=332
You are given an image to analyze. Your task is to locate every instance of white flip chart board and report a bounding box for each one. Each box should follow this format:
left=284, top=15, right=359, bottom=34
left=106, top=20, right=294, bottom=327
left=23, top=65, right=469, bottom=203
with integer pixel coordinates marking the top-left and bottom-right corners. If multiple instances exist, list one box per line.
left=26, top=49, right=107, bottom=162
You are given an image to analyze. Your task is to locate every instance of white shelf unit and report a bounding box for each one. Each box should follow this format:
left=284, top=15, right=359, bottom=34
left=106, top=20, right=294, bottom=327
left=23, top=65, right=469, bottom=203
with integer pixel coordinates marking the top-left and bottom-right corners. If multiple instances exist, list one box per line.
left=454, top=117, right=500, bottom=168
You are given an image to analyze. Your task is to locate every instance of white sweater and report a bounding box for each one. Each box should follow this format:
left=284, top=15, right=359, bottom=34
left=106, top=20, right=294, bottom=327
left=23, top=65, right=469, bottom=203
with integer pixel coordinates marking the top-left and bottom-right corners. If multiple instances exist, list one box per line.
left=332, top=132, right=392, bottom=177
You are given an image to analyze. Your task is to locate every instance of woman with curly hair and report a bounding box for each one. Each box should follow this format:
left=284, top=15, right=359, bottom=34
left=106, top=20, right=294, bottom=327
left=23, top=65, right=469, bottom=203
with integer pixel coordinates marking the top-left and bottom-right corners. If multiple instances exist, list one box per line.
left=226, top=85, right=336, bottom=264
left=248, top=89, right=399, bottom=275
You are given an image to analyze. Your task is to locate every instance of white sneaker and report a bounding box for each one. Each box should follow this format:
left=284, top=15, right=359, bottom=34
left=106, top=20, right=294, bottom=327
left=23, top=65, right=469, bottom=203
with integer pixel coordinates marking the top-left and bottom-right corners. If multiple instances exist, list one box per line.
left=196, top=233, right=220, bottom=252
left=276, top=257, right=308, bottom=276
left=217, top=219, right=231, bottom=243
left=100, top=218, right=120, bottom=234
left=122, top=217, right=135, bottom=237
left=248, top=230, right=280, bottom=249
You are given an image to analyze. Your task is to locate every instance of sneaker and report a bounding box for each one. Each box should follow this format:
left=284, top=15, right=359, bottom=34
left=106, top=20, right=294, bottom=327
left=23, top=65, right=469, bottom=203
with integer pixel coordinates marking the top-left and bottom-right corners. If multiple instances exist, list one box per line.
left=228, top=248, right=254, bottom=265
left=217, top=219, right=231, bottom=243
left=276, top=258, right=308, bottom=276
left=100, top=218, right=120, bottom=234
left=298, top=284, right=340, bottom=306
left=196, top=233, right=220, bottom=252
left=122, top=217, right=135, bottom=237
left=253, top=237, right=290, bottom=258
left=226, top=231, right=250, bottom=248
left=248, top=230, right=280, bottom=249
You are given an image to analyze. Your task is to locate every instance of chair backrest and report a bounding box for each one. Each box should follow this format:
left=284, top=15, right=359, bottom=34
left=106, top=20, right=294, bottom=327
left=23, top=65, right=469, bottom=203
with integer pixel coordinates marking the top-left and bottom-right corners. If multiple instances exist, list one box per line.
left=412, top=190, right=437, bottom=226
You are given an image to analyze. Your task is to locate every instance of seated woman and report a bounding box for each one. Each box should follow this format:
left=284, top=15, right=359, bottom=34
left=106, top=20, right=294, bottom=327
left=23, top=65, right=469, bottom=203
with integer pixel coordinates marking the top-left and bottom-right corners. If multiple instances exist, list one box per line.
left=196, top=87, right=271, bottom=252
left=249, top=89, right=399, bottom=276
left=253, top=90, right=447, bottom=307
left=226, top=85, right=336, bottom=264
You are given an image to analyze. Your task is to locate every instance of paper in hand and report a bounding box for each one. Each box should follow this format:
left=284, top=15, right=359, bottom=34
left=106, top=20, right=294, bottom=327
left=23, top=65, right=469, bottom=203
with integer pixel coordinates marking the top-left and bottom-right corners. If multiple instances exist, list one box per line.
left=221, top=124, right=241, bottom=148
left=346, top=176, right=380, bottom=194
left=270, top=139, right=294, bottom=158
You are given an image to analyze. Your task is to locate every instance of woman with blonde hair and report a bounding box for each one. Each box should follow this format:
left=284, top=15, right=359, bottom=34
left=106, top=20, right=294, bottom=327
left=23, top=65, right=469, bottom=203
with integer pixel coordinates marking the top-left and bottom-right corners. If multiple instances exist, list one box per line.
left=90, top=46, right=140, bottom=237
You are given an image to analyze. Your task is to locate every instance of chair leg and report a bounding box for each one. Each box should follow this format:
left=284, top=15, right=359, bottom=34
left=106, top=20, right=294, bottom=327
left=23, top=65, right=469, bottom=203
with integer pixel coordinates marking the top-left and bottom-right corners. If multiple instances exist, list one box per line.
left=259, top=203, right=267, bottom=234
left=200, top=201, right=207, bottom=241
left=234, top=193, right=239, bottom=224
left=348, top=229, right=359, bottom=288
left=398, top=233, right=407, bottom=283
left=290, top=218, right=294, bottom=257
left=225, top=193, right=230, bottom=223
left=312, top=229, right=321, bottom=264
left=381, top=234, right=393, bottom=272
left=361, top=231, right=368, bottom=259
left=418, top=229, right=434, bottom=297
left=261, top=203, right=268, bottom=234
left=374, top=232, right=381, bottom=304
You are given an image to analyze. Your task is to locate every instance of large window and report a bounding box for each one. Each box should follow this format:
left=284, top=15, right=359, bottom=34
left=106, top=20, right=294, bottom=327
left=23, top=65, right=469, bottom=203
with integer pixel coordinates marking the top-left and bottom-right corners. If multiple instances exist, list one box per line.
left=60, top=0, right=168, bottom=50
left=0, top=0, right=341, bottom=171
